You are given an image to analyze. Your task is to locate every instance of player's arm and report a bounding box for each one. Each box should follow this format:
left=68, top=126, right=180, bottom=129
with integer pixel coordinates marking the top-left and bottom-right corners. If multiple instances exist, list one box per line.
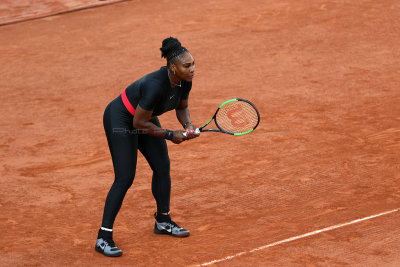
left=176, top=99, right=199, bottom=139
left=133, top=105, right=187, bottom=144
left=176, top=99, right=191, bottom=128
left=133, top=105, right=165, bottom=138
left=133, top=79, right=189, bottom=143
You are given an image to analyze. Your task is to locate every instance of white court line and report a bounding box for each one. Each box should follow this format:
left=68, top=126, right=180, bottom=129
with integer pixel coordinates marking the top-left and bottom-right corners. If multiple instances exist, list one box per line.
left=197, top=208, right=399, bottom=266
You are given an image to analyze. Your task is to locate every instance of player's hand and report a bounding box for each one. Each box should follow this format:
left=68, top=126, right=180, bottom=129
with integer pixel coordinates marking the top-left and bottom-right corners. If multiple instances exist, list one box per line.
left=172, top=130, right=187, bottom=144
left=184, top=124, right=200, bottom=140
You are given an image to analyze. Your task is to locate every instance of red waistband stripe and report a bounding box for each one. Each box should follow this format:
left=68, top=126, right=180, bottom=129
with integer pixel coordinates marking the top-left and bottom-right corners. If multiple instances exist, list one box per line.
left=121, top=89, right=136, bottom=115
left=121, top=89, right=153, bottom=119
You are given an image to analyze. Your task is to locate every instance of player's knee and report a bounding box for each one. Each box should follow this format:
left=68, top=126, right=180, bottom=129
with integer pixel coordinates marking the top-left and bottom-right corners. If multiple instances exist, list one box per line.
left=155, top=159, right=170, bottom=176
left=114, top=175, right=135, bottom=190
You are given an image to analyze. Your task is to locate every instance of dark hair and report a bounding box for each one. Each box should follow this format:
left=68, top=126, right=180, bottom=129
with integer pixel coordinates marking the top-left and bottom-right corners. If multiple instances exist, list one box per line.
left=160, top=37, right=188, bottom=65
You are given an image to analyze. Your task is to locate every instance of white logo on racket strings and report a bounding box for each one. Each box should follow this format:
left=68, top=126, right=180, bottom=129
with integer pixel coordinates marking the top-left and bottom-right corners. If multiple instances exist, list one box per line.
left=170, top=95, right=175, bottom=99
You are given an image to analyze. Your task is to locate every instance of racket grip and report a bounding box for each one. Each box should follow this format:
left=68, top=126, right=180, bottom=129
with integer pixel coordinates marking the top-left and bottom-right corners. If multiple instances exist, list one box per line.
left=183, top=128, right=200, bottom=137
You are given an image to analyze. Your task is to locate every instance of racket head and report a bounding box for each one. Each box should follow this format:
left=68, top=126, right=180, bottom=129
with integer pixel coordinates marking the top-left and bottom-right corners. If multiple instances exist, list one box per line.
left=211, top=98, right=260, bottom=135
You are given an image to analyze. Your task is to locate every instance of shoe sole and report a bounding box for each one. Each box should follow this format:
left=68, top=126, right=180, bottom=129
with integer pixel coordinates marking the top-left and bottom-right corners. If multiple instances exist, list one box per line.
left=95, top=246, right=123, bottom=257
left=154, top=226, right=190, bottom=237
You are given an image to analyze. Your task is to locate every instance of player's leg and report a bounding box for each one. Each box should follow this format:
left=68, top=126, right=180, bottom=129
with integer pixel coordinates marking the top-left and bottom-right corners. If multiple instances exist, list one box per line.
left=96, top=101, right=138, bottom=256
left=138, top=117, right=190, bottom=237
left=138, top=117, right=170, bottom=214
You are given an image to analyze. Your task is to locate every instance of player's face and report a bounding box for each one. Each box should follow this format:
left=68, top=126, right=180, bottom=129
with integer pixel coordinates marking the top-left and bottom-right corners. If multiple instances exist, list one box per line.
left=174, top=52, right=195, bottom=82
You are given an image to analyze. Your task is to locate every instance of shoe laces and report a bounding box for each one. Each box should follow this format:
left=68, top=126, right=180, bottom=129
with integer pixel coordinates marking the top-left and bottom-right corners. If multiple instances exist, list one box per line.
left=154, top=212, right=182, bottom=229
left=169, top=220, right=181, bottom=229
left=104, top=238, right=116, bottom=248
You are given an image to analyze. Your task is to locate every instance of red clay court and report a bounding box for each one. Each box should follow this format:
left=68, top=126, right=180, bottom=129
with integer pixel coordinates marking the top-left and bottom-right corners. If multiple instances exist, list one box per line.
left=1, top=0, right=399, bottom=266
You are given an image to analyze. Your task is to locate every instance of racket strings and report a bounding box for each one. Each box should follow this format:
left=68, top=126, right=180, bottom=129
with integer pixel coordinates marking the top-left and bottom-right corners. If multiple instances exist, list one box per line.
left=215, top=101, right=259, bottom=134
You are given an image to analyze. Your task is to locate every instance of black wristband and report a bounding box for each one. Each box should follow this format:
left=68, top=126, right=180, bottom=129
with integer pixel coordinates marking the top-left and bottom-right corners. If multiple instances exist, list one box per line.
left=183, top=121, right=192, bottom=129
left=164, top=130, right=174, bottom=140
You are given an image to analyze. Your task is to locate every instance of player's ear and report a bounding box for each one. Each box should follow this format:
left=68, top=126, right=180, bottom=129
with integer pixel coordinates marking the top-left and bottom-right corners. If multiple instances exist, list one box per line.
left=170, top=63, right=178, bottom=75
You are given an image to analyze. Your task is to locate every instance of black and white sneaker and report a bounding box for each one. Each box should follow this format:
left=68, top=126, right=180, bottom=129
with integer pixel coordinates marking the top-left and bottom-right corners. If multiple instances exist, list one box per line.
left=154, top=215, right=190, bottom=237
left=95, top=238, right=123, bottom=257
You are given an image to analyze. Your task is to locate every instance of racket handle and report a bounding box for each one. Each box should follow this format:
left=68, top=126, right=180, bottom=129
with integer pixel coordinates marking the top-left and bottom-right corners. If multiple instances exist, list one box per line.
left=183, top=128, right=200, bottom=137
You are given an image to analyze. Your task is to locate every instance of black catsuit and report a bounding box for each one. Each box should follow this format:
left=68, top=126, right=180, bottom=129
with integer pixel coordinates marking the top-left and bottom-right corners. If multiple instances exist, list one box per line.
left=101, top=66, right=191, bottom=229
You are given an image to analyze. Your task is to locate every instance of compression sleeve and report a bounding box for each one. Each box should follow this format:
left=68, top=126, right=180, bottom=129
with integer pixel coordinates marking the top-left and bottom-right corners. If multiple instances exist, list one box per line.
left=181, top=81, right=192, bottom=100
left=138, top=79, right=162, bottom=111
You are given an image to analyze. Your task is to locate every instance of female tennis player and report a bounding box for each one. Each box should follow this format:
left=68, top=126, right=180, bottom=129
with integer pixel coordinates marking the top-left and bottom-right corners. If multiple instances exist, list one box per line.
left=95, top=37, right=199, bottom=257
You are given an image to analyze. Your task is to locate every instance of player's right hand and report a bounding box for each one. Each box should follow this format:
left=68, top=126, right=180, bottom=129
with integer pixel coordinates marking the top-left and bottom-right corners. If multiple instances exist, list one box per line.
left=172, top=130, right=187, bottom=144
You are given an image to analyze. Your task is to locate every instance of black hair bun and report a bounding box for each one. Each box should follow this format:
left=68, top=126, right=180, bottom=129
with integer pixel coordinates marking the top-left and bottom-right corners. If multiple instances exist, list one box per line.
left=160, top=37, right=182, bottom=59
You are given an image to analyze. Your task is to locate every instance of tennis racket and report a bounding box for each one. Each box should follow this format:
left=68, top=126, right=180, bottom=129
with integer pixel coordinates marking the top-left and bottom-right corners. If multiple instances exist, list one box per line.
left=184, top=98, right=260, bottom=136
